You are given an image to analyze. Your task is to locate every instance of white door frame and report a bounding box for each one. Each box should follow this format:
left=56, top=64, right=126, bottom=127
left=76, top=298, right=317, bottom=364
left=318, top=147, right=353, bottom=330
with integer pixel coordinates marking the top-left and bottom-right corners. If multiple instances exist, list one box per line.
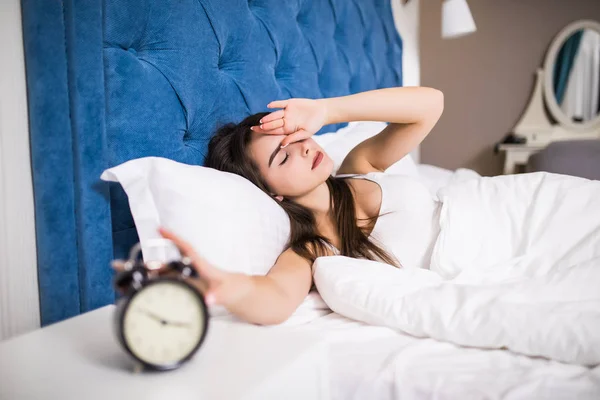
left=392, top=0, right=421, bottom=163
left=0, top=0, right=41, bottom=340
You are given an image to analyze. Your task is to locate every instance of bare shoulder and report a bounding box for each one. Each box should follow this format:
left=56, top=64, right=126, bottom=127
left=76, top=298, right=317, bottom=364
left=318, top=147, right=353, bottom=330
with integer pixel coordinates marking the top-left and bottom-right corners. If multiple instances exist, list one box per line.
left=269, top=246, right=326, bottom=282
left=270, top=247, right=312, bottom=274
left=266, top=247, right=313, bottom=301
left=273, top=247, right=311, bottom=266
left=344, top=177, right=383, bottom=225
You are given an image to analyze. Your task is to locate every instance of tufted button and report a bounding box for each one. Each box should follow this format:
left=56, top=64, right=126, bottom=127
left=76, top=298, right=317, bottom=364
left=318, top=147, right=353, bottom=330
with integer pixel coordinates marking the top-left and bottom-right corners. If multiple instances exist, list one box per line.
left=182, top=129, right=191, bottom=142
left=296, top=10, right=305, bottom=24
left=349, top=74, right=361, bottom=93
left=217, top=58, right=232, bottom=72
left=271, top=63, right=282, bottom=79
left=334, top=27, right=341, bottom=39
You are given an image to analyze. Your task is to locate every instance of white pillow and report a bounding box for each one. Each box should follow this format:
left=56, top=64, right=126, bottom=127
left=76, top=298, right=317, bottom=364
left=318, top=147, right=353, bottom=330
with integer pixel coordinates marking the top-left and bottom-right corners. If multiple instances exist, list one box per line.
left=101, top=123, right=419, bottom=274
left=314, top=121, right=420, bottom=178
left=101, top=157, right=290, bottom=276
left=313, top=256, right=443, bottom=324
left=102, top=157, right=331, bottom=321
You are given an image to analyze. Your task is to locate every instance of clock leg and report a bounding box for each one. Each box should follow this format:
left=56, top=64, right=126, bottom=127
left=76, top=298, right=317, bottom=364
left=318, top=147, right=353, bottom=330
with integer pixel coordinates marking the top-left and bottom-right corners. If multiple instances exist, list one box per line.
left=133, top=362, right=144, bottom=374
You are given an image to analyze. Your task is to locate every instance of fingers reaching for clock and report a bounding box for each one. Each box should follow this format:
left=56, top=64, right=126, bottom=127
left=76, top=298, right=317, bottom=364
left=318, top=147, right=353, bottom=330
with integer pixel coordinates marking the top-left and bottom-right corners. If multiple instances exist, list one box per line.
left=112, top=227, right=250, bottom=309
left=159, top=227, right=255, bottom=308
left=157, top=227, right=239, bottom=306
left=111, top=260, right=126, bottom=271
left=158, top=227, right=224, bottom=282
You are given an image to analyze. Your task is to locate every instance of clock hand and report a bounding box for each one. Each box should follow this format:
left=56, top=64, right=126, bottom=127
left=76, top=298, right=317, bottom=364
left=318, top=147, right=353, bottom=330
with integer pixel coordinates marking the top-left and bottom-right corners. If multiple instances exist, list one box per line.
left=167, top=320, right=192, bottom=328
left=135, top=307, right=191, bottom=327
left=135, top=307, right=168, bottom=324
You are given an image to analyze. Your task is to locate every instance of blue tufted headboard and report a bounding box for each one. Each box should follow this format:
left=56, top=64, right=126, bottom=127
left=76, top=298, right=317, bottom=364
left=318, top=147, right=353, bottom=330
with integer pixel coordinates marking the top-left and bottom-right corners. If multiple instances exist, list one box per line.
left=21, top=0, right=403, bottom=325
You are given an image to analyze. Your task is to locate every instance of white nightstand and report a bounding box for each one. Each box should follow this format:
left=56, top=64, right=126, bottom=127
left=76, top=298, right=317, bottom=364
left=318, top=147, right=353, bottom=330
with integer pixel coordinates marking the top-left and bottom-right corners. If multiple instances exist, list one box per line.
left=0, top=305, right=329, bottom=400
left=497, top=143, right=547, bottom=174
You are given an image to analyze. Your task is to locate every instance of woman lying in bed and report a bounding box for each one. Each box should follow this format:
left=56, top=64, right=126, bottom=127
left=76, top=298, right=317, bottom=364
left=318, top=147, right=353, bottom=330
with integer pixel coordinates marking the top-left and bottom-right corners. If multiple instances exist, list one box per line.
left=152, top=87, right=599, bottom=328
left=159, top=86, right=444, bottom=325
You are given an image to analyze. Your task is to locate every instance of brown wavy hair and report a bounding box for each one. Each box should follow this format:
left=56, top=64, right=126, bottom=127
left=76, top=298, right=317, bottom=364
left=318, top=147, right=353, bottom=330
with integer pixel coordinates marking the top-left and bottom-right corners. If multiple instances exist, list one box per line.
left=205, top=112, right=398, bottom=267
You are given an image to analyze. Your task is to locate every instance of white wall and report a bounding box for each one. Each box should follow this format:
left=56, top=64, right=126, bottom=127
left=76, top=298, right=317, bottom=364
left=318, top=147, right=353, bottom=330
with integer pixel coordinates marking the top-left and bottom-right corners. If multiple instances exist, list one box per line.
left=0, top=0, right=40, bottom=340
left=391, top=0, right=421, bottom=162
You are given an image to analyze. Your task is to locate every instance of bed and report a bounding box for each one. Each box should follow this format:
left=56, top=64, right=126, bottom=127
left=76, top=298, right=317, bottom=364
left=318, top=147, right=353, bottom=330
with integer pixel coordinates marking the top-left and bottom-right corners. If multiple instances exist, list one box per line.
left=206, top=283, right=600, bottom=399
left=292, top=313, right=600, bottom=399
left=21, top=0, right=600, bottom=398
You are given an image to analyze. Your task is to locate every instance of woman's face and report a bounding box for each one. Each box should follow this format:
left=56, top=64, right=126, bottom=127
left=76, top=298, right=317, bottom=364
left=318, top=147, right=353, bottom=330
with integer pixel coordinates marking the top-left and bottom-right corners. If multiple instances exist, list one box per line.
left=248, top=132, right=334, bottom=198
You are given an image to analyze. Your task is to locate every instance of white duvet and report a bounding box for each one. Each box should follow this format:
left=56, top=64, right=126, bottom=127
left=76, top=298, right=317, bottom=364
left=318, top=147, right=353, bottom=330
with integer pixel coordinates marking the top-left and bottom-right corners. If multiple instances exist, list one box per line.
left=313, top=172, right=600, bottom=366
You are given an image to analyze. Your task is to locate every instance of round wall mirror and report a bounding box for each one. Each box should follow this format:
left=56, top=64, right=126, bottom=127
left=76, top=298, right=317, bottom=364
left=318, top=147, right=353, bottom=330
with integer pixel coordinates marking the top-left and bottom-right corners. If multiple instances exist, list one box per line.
left=543, top=20, right=600, bottom=131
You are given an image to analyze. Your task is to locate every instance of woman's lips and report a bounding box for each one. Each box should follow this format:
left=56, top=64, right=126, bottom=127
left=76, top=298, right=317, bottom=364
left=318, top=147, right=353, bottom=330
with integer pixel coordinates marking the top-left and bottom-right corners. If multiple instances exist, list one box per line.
left=312, top=151, right=323, bottom=170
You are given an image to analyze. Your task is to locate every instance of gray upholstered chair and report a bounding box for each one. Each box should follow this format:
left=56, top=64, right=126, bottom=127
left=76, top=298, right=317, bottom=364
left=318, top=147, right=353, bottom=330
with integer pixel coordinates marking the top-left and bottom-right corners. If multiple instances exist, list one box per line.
left=526, top=140, right=600, bottom=180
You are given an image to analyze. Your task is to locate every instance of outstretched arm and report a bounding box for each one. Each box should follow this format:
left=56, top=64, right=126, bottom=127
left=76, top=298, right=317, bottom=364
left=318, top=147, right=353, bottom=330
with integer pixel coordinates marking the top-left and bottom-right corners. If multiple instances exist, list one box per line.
left=156, top=228, right=313, bottom=326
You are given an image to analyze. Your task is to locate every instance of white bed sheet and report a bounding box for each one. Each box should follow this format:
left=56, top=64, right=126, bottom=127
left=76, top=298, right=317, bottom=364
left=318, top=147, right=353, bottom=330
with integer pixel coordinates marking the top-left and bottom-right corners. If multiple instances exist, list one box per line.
left=290, top=310, right=600, bottom=400
left=292, top=166, right=600, bottom=399
left=212, top=164, right=599, bottom=399
left=416, top=163, right=482, bottom=198
left=302, top=166, right=599, bottom=399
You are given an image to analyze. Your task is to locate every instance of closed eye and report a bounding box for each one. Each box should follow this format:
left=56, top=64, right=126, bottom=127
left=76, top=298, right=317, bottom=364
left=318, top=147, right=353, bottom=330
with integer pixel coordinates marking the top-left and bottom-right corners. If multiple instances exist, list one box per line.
left=279, top=153, right=289, bottom=166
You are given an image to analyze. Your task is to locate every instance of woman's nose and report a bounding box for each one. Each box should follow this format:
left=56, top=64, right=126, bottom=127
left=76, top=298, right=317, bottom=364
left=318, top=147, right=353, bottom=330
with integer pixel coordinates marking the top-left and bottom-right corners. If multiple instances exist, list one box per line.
left=301, top=141, right=311, bottom=156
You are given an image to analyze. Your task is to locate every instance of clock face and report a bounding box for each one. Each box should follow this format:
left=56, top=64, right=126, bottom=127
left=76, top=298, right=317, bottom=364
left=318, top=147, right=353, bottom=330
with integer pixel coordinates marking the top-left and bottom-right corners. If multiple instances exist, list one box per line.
left=122, top=280, right=207, bottom=367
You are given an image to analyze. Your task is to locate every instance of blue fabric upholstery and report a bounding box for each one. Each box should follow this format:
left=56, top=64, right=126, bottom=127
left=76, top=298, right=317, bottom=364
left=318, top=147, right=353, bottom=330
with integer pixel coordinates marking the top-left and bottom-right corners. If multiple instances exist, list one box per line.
left=22, top=0, right=114, bottom=325
left=104, top=0, right=404, bottom=259
left=22, top=0, right=403, bottom=325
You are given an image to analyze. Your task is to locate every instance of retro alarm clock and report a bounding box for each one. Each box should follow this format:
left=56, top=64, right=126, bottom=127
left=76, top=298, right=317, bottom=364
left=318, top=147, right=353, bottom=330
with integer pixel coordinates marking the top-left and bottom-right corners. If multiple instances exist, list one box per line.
left=112, top=240, right=209, bottom=372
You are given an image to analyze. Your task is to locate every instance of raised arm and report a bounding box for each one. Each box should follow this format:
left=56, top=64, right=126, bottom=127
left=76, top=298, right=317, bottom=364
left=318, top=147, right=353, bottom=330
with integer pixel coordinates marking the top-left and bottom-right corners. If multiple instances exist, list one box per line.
left=251, top=86, right=444, bottom=175
left=329, top=87, right=444, bottom=174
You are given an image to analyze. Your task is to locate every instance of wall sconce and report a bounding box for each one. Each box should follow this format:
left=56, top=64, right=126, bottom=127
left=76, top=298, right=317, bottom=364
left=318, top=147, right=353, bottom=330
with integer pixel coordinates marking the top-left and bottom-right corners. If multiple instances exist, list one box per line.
left=400, top=0, right=477, bottom=39
left=442, top=0, right=477, bottom=39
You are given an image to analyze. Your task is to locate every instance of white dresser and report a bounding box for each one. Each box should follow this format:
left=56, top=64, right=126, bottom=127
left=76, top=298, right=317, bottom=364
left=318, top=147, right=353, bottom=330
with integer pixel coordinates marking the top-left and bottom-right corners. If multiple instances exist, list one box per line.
left=497, top=143, right=547, bottom=174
